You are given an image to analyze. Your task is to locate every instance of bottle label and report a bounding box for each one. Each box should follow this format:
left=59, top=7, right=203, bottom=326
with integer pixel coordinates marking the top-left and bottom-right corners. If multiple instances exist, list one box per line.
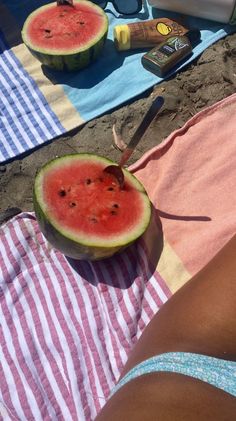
left=144, top=36, right=191, bottom=67
left=156, top=21, right=185, bottom=36
left=128, top=18, right=189, bottom=49
left=160, top=37, right=189, bottom=56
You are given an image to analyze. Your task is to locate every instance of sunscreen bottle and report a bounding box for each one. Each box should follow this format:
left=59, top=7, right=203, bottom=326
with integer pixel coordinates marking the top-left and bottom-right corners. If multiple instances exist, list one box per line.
left=141, top=29, right=201, bottom=77
left=114, top=17, right=190, bottom=51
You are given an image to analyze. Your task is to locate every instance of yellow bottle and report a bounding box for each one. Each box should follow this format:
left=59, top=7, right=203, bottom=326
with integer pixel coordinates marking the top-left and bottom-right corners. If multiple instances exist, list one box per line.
left=114, top=18, right=190, bottom=51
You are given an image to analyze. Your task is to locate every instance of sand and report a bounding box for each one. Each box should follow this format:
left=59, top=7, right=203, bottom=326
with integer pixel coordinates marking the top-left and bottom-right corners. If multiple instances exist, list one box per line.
left=0, top=32, right=236, bottom=224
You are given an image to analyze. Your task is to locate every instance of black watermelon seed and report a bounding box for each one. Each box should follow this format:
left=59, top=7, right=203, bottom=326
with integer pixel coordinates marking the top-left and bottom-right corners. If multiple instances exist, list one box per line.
left=110, top=210, right=117, bottom=215
left=45, top=29, right=51, bottom=33
left=86, top=179, right=92, bottom=185
left=58, top=189, right=66, bottom=197
left=107, top=187, right=114, bottom=191
left=69, top=202, right=76, bottom=207
left=112, top=203, right=119, bottom=208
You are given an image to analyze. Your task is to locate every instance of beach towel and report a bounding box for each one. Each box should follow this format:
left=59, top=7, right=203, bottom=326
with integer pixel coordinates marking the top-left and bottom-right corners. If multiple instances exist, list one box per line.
left=0, top=0, right=236, bottom=164
left=1, top=93, right=236, bottom=420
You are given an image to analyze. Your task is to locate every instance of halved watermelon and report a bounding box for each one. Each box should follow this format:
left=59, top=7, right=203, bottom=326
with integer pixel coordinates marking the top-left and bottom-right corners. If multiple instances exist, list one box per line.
left=33, top=154, right=151, bottom=260
left=21, top=0, right=108, bottom=71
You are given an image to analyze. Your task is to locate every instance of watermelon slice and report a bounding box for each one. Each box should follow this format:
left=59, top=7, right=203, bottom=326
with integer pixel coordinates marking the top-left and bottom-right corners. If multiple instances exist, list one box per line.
left=21, top=0, right=108, bottom=71
left=33, top=154, right=151, bottom=260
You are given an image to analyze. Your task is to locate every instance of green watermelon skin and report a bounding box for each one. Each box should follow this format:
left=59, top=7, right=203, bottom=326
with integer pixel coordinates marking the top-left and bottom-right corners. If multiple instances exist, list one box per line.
left=33, top=196, right=128, bottom=260
left=27, top=33, right=107, bottom=71
left=33, top=154, right=152, bottom=261
left=22, top=1, right=108, bottom=71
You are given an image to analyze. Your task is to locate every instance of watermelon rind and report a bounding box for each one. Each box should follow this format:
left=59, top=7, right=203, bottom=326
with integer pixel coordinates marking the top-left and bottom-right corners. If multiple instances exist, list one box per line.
left=33, top=154, right=152, bottom=260
left=21, top=0, right=108, bottom=71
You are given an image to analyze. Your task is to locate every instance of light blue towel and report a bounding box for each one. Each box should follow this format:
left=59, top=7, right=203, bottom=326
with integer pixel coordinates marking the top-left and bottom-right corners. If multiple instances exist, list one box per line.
left=0, top=0, right=235, bottom=163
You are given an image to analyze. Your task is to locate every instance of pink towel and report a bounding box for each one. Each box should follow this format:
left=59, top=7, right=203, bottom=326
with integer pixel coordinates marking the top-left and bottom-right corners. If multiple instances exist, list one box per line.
left=131, top=92, right=236, bottom=282
left=1, top=93, right=236, bottom=420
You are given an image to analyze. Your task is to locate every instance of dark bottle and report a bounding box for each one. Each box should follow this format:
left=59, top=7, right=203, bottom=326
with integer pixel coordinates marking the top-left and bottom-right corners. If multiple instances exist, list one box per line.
left=141, top=29, right=201, bottom=78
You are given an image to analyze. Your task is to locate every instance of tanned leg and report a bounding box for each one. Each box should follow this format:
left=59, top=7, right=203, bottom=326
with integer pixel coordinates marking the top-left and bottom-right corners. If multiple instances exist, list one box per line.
left=96, top=234, right=236, bottom=420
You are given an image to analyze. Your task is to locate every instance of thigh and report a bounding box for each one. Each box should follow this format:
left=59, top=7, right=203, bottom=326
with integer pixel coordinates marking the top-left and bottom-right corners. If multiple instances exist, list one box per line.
left=122, top=234, right=236, bottom=375
left=96, top=372, right=236, bottom=420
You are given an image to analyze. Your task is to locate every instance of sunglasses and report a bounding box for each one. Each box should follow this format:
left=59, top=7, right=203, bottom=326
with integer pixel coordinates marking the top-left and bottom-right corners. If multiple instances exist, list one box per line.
left=92, top=0, right=143, bottom=15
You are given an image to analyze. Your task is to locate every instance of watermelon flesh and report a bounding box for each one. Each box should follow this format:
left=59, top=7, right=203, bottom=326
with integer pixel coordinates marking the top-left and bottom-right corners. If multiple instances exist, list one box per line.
left=25, top=3, right=106, bottom=52
left=21, top=1, right=108, bottom=71
left=33, top=154, right=151, bottom=260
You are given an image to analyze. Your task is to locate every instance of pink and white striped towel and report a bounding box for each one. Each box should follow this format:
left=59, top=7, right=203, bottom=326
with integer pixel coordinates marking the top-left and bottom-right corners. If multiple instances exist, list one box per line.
left=1, top=93, right=236, bottom=420
left=0, top=214, right=170, bottom=420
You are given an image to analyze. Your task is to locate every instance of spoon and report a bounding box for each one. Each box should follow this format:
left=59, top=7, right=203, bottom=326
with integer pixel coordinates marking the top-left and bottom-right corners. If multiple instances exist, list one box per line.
left=104, top=95, right=164, bottom=188
left=57, top=0, right=73, bottom=5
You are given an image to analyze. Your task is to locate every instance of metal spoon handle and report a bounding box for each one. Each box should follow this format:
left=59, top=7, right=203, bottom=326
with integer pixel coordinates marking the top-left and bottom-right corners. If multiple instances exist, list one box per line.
left=119, top=95, right=164, bottom=167
left=57, top=0, right=73, bottom=5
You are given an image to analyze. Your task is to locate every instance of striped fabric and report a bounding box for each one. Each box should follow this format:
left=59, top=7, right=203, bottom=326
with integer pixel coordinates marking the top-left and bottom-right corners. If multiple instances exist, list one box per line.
left=1, top=1, right=235, bottom=164
left=0, top=213, right=170, bottom=420
left=0, top=31, right=65, bottom=163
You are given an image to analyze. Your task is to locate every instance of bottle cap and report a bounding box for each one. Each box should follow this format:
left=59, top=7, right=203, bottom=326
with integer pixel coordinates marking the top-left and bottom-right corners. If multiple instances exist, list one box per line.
left=113, top=25, right=131, bottom=51
left=186, top=29, right=201, bottom=46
